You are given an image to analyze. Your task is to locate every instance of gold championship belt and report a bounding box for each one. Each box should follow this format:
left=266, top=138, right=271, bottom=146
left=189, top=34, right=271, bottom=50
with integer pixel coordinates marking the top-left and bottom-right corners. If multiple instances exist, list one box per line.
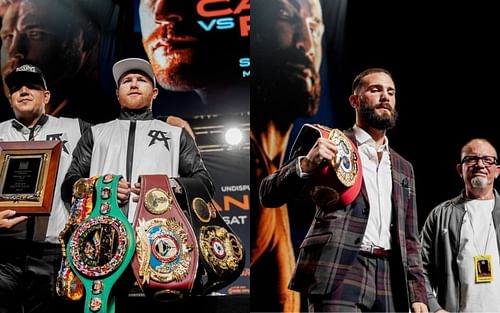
left=57, top=176, right=98, bottom=300
left=131, top=174, right=199, bottom=301
left=176, top=179, right=245, bottom=295
left=66, top=174, right=136, bottom=313
left=290, top=123, right=363, bottom=207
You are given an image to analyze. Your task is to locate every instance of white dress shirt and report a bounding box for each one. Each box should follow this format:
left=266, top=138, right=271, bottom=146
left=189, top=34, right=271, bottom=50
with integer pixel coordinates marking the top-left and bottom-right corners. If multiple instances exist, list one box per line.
left=353, top=125, right=392, bottom=250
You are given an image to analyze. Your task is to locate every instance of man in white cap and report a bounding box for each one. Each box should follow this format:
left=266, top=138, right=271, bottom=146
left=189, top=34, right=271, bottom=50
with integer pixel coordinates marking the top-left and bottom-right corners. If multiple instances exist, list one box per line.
left=62, top=57, right=214, bottom=223
left=0, top=63, right=90, bottom=312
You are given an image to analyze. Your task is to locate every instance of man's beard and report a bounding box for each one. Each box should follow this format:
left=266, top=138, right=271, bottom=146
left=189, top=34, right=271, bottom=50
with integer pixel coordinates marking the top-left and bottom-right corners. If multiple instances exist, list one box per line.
left=471, top=176, right=488, bottom=188
left=359, top=103, right=398, bottom=130
left=155, top=61, right=205, bottom=91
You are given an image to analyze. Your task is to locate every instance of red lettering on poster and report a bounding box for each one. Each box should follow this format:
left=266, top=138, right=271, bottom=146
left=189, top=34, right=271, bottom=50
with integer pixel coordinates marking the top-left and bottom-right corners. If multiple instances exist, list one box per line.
left=197, top=0, right=250, bottom=18
left=240, top=15, right=249, bottom=37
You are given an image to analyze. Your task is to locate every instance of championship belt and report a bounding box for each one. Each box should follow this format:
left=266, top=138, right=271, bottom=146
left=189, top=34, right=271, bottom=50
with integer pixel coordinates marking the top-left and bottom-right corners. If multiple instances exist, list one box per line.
left=66, top=174, right=136, bottom=313
left=131, top=174, right=199, bottom=301
left=177, top=179, right=245, bottom=295
left=57, top=176, right=98, bottom=301
left=290, top=123, right=363, bottom=207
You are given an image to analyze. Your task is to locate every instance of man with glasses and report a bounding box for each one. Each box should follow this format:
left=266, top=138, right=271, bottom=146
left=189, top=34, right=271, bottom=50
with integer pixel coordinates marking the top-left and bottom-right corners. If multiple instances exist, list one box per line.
left=421, top=138, right=500, bottom=312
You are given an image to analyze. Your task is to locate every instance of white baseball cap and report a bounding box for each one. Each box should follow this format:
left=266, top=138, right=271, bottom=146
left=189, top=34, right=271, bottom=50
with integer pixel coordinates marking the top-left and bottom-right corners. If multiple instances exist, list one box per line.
left=112, top=57, right=156, bottom=87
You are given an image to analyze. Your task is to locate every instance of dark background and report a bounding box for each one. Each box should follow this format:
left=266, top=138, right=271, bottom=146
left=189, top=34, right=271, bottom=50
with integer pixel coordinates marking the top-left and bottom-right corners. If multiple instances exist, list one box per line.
left=291, top=1, right=500, bottom=238
left=338, top=1, right=500, bottom=227
left=287, top=1, right=500, bottom=311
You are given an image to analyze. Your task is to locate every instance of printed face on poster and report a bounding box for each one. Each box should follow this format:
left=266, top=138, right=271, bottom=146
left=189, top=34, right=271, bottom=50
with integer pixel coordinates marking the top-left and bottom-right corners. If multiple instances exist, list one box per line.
left=0, top=0, right=250, bottom=296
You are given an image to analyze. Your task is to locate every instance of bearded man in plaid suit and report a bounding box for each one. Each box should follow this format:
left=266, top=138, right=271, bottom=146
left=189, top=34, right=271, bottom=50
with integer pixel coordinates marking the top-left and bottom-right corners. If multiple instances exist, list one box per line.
left=260, top=68, right=428, bottom=313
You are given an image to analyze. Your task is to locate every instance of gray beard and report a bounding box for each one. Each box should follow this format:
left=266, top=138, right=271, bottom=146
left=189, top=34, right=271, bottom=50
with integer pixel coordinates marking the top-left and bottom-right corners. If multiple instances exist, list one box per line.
left=471, top=176, right=488, bottom=188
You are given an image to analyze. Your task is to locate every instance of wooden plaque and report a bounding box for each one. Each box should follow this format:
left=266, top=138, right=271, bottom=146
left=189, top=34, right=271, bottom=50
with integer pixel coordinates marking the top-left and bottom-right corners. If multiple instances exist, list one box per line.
left=0, top=141, right=62, bottom=214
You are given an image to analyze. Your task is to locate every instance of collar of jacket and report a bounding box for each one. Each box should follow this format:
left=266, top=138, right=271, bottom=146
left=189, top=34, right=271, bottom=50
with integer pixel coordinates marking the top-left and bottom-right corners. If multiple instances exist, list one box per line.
left=11, top=113, right=49, bottom=130
left=119, top=108, right=154, bottom=120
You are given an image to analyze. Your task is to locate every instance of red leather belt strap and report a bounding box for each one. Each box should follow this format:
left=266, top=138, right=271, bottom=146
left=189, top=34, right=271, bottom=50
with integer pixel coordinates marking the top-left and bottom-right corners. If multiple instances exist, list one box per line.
left=131, top=174, right=199, bottom=300
left=289, top=123, right=363, bottom=207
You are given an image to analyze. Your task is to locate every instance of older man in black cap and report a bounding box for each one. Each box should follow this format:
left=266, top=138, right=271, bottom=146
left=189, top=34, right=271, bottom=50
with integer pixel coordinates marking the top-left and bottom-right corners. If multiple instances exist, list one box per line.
left=0, top=64, right=91, bottom=312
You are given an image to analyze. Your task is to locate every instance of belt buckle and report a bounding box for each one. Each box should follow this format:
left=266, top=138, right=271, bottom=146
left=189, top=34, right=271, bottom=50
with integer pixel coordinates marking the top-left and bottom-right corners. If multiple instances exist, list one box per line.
left=361, top=243, right=378, bottom=256
left=369, top=244, right=375, bottom=255
left=362, top=243, right=375, bottom=255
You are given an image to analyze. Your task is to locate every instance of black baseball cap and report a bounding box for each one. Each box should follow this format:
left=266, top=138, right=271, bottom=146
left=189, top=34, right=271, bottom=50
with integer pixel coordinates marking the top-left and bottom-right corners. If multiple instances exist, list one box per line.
left=5, top=64, right=48, bottom=92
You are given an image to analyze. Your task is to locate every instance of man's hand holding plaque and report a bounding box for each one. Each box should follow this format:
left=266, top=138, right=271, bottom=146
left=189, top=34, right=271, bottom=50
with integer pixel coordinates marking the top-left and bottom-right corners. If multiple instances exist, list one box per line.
left=0, top=209, right=28, bottom=229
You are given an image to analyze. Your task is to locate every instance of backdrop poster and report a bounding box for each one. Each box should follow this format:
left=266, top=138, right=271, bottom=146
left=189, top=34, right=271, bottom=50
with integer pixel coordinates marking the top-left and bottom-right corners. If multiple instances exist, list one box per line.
left=0, top=0, right=250, bottom=299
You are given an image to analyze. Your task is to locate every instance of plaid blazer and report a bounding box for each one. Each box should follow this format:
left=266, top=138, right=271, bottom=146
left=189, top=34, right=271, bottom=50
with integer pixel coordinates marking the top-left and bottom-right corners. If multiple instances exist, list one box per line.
left=259, top=128, right=428, bottom=311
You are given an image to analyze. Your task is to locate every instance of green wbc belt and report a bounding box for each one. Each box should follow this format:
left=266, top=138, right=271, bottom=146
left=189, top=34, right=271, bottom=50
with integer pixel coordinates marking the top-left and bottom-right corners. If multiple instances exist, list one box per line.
left=67, top=174, right=136, bottom=313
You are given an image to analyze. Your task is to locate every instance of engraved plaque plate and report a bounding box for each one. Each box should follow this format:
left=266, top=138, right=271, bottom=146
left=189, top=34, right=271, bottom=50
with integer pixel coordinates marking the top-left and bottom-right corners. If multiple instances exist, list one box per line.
left=0, top=141, right=62, bottom=214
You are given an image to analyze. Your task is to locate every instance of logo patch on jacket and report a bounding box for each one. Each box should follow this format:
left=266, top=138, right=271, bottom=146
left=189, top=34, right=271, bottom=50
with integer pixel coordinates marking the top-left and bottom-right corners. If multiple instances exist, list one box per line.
left=47, top=133, right=69, bottom=154
left=148, top=130, right=170, bottom=150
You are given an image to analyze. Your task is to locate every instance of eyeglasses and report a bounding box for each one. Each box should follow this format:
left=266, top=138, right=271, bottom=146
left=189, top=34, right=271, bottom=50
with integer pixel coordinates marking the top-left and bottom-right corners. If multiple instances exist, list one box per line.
left=461, top=155, right=498, bottom=166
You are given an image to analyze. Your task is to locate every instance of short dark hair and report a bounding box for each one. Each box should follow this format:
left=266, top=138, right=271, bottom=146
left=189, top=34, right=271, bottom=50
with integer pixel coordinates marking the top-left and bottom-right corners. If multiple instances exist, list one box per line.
left=352, top=68, right=392, bottom=94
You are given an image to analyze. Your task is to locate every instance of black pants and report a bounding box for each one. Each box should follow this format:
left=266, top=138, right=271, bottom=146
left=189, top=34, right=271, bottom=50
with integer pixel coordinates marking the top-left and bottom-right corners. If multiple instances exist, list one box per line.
left=0, top=241, right=64, bottom=313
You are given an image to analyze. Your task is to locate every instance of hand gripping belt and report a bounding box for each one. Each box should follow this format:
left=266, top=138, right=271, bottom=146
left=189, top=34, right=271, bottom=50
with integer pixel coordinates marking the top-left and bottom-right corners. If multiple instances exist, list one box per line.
left=66, top=174, right=136, bottom=313
left=289, top=123, right=363, bottom=207
left=131, top=174, right=199, bottom=301
left=176, top=178, right=245, bottom=295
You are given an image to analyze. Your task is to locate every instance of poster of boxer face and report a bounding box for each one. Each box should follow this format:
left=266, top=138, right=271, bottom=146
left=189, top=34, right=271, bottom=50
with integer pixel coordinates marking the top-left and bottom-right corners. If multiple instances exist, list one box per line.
left=0, top=0, right=250, bottom=302
left=136, top=0, right=250, bottom=117
left=0, top=0, right=117, bottom=123
left=250, top=0, right=343, bottom=311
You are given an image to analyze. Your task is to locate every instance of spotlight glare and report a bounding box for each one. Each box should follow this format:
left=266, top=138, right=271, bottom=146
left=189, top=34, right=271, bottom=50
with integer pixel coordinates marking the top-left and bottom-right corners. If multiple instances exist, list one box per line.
left=225, top=127, right=243, bottom=145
